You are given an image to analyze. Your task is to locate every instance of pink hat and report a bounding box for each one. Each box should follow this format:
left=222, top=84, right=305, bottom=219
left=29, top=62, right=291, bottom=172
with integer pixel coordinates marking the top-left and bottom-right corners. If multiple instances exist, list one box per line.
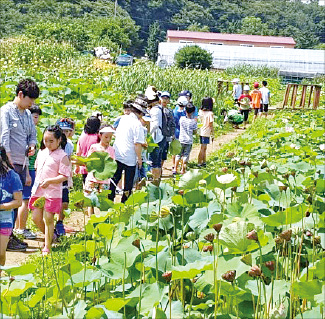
left=254, top=82, right=259, bottom=88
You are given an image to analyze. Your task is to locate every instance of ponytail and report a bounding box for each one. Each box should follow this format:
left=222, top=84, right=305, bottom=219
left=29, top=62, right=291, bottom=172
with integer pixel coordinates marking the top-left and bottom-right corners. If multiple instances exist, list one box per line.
left=40, top=125, right=67, bottom=150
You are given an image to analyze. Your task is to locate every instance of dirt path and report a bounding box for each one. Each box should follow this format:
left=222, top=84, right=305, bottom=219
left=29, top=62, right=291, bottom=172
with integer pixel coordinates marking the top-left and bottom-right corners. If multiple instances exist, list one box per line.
left=5, top=128, right=246, bottom=267
left=162, top=127, right=246, bottom=177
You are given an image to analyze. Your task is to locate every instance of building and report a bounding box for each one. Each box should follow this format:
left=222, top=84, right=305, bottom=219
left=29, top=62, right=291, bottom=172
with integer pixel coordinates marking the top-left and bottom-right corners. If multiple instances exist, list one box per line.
left=167, top=30, right=296, bottom=49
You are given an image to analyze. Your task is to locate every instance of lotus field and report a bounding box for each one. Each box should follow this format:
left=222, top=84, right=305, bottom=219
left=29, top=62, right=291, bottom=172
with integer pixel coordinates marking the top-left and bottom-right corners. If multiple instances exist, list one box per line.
left=0, top=39, right=324, bottom=319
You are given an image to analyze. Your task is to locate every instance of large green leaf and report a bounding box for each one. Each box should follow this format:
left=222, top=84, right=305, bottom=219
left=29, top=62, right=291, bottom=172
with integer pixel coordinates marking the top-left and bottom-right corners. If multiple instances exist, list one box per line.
left=292, top=280, right=322, bottom=300
left=172, top=260, right=212, bottom=280
left=169, top=139, right=182, bottom=155
left=110, top=236, right=140, bottom=267
left=86, top=151, right=117, bottom=181
left=179, top=169, right=205, bottom=190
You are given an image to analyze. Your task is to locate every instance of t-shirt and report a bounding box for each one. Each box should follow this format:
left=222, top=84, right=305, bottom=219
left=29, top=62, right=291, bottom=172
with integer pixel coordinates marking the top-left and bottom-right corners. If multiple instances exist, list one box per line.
left=76, top=132, right=99, bottom=175
left=0, top=169, right=23, bottom=228
left=114, top=113, right=145, bottom=166
left=64, top=139, right=74, bottom=157
left=250, top=89, right=262, bottom=109
left=85, top=143, right=115, bottom=184
left=149, top=105, right=164, bottom=143
left=199, top=110, right=214, bottom=137
left=260, top=87, right=270, bottom=104
left=33, top=148, right=70, bottom=199
left=233, top=84, right=242, bottom=100
left=238, top=94, right=252, bottom=110
left=179, top=117, right=197, bottom=144
left=173, top=106, right=186, bottom=139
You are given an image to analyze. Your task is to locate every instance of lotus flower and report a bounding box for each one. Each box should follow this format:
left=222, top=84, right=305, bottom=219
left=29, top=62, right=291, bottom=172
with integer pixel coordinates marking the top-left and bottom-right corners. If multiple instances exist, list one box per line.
left=216, top=173, right=236, bottom=184
left=265, top=261, right=275, bottom=271
left=246, top=230, right=258, bottom=242
left=279, top=229, right=292, bottom=241
left=248, top=265, right=262, bottom=277
left=162, top=271, right=172, bottom=282
left=202, top=245, right=213, bottom=252
left=320, top=144, right=325, bottom=151
left=222, top=270, right=236, bottom=282
left=204, top=233, right=215, bottom=243
left=270, top=303, right=286, bottom=319
left=132, top=239, right=140, bottom=249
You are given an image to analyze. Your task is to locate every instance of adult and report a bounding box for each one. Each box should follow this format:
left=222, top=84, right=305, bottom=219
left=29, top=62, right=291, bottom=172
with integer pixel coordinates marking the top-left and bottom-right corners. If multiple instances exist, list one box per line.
left=232, top=78, right=242, bottom=106
left=0, top=79, right=39, bottom=251
left=108, top=98, right=146, bottom=203
left=146, top=86, right=166, bottom=185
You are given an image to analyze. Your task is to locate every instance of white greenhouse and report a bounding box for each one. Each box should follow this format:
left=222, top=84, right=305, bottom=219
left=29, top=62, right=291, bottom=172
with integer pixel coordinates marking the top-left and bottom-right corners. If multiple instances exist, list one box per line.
left=157, top=42, right=325, bottom=77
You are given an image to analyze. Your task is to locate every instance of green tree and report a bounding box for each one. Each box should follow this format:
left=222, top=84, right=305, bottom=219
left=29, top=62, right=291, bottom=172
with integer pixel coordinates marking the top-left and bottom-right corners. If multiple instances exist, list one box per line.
left=187, top=23, right=210, bottom=32
left=145, top=21, right=164, bottom=61
left=174, top=45, right=213, bottom=69
left=239, top=16, right=272, bottom=35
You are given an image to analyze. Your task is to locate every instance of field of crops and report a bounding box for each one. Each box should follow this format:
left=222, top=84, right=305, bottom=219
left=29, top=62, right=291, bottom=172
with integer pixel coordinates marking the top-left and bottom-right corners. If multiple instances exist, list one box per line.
left=0, top=38, right=324, bottom=319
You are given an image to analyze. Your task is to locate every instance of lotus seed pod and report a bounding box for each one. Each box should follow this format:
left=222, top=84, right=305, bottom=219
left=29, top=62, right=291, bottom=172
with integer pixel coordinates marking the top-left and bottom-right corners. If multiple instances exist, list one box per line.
left=159, top=206, right=170, bottom=218
left=204, top=233, right=215, bottom=243
left=279, top=185, right=288, bottom=192
left=265, top=261, right=275, bottom=271
left=246, top=230, right=258, bottom=242
left=279, top=229, right=292, bottom=241
left=202, top=245, right=213, bottom=252
left=275, top=236, right=284, bottom=245
left=213, top=223, right=223, bottom=233
left=162, top=271, right=172, bottom=282
left=222, top=270, right=236, bottom=282
left=248, top=265, right=262, bottom=277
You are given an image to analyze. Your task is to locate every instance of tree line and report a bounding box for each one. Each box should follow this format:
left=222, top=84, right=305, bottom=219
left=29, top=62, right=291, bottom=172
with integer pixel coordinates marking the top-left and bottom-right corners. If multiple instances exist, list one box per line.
left=1, top=0, right=324, bottom=57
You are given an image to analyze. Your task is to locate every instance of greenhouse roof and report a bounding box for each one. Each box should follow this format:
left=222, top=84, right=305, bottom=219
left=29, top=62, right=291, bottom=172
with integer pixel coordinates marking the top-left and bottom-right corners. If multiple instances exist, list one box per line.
left=167, top=30, right=296, bottom=46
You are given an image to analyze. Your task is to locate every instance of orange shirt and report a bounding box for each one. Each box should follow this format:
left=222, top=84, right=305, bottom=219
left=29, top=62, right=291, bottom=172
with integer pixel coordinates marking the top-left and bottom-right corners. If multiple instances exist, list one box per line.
left=250, top=89, right=262, bottom=109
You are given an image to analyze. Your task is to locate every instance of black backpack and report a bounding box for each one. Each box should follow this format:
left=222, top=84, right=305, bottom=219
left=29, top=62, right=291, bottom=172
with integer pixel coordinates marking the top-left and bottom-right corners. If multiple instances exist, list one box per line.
left=159, top=106, right=175, bottom=138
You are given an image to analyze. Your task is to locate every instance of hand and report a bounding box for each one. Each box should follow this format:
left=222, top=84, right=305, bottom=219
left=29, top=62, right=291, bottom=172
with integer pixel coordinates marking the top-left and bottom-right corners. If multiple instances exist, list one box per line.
left=137, top=158, right=142, bottom=168
left=28, top=146, right=35, bottom=156
left=25, top=174, right=32, bottom=186
left=40, top=179, right=50, bottom=189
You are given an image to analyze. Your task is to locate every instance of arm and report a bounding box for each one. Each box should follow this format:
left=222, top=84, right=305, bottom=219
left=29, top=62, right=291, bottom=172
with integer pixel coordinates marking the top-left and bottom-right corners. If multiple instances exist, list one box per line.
left=28, top=111, right=37, bottom=156
left=40, top=156, right=70, bottom=188
left=149, top=108, right=160, bottom=135
left=134, top=143, right=142, bottom=167
left=0, top=191, right=22, bottom=211
left=0, top=108, right=12, bottom=164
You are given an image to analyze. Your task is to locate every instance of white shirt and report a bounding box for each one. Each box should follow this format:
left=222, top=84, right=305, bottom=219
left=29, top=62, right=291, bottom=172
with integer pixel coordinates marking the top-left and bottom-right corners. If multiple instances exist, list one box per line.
left=233, top=84, right=242, bottom=99
left=179, top=117, right=197, bottom=144
left=149, top=105, right=163, bottom=143
left=260, top=87, right=270, bottom=104
left=113, top=113, right=145, bottom=166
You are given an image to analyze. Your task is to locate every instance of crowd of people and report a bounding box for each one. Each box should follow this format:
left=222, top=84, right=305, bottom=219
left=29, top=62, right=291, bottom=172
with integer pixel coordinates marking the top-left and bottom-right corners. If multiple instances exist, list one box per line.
left=223, top=78, right=271, bottom=128
left=0, top=79, right=216, bottom=261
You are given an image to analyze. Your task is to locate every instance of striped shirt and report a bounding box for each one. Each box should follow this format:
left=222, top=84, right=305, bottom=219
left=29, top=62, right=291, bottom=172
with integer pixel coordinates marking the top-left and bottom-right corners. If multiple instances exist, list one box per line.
left=179, top=117, right=197, bottom=144
left=0, top=102, right=37, bottom=166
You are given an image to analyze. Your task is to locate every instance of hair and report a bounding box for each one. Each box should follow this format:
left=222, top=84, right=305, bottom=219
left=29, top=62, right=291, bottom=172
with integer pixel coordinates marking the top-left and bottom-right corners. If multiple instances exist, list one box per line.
left=16, top=79, right=40, bottom=99
left=0, top=145, right=13, bottom=177
left=84, top=116, right=101, bottom=134
left=130, top=105, right=143, bottom=116
left=201, top=97, right=213, bottom=111
left=97, top=124, right=112, bottom=142
left=40, top=125, right=67, bottom=150
left=262, top=80, right=267, bottom=86
left=29, top=104, right=42, bottom=115
left=123, top=100, right=133, bottom=109
left=186, top=103, right=196, bottom=114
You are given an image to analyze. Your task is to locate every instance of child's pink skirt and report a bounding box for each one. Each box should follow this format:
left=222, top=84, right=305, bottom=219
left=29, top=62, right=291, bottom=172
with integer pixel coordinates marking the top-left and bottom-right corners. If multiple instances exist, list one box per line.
left=29, top=197, right=62, bottom=214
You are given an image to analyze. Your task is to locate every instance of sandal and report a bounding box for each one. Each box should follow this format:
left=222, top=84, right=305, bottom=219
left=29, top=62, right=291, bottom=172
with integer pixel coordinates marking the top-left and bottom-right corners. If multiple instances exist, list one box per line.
left=42, top=248, right=50, bottom=256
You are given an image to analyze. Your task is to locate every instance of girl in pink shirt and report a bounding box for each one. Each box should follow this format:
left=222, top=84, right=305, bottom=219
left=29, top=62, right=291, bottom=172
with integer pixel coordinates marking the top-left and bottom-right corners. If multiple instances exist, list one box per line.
left=75, top=116, right=101, bottom=182
left=84, top=125, right=115, bottom=215
left=29, top=126, right=71, bottom=254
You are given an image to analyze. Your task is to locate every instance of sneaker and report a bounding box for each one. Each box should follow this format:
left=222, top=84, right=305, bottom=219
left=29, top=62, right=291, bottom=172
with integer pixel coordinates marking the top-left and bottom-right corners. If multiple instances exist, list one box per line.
left=6, top=236, right=27, bottom=252
left=55, top=221, right=66, bottom=236
left=11, top=234, right=28, bottom=247
left=23, top=229, right=37, bottom=240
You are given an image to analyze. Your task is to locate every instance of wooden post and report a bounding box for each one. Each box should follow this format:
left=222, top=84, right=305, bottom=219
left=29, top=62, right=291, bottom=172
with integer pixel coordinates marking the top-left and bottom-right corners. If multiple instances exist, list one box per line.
left=217, top=81, right=223, bottom=95
left=299, top=85, right=307, bottom=108
left=282, top=84, right=292, bottom=108
left=308, top=85, right=314, bottom=108
left=313, top=86, right=321, bottom=109
left=226, top=81, right=229, bottom=92
left=291, top=84, right=298, bottom=108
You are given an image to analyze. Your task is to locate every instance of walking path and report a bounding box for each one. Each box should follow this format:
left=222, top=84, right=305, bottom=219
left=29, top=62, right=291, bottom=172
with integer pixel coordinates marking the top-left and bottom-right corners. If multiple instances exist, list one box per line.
left=5, top=127, right=247, bottom=266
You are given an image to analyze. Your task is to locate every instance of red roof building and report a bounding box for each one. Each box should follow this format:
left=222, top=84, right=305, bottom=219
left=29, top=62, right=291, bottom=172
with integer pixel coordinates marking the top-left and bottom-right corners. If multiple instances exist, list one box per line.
left=167, top=30, right=296, bottom=48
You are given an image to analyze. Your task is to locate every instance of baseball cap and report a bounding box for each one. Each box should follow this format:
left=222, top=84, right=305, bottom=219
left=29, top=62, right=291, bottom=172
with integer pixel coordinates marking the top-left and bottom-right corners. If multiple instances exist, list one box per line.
left=178, top=90, right=192, bottom=98
left=160, top=91, right=171, bottom=98
left=57, top=119, right=74, bottom=131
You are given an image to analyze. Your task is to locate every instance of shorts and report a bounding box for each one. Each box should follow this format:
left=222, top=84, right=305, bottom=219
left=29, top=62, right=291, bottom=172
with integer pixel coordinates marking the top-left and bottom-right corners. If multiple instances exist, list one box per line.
left=62, top=181, right=69, bottom=203
left=175, top=143, right=192, bottom=163
left=29, top=197, right=62, bottom=214
left=162, top=142, right=169, bottom=161
left=240, top=109, right=249, bottom=122
left=254, top=108, right=259, bottom=116
left=22, top=169, right=36, bottom=200
left=260, top=104, right=268, bottom=113
left=133, top=164, right=148, bottom=184
left=149, top=137, right=167, bottom=168
left=0, top=227, right=12, bottom=236
left=200, top=136, right=210, bottom=145
left=84, top=180, right=110, bottom=194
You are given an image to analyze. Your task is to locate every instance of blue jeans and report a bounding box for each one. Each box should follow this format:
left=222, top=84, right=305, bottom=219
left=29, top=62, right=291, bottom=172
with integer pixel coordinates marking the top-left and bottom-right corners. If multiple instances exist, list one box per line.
left=149, top=137, right=167, bottom=168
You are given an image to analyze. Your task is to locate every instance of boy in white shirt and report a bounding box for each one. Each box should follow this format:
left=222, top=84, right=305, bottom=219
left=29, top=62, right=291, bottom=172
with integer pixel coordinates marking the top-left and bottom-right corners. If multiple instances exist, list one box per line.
left=259, top=81, right=271, bottom=117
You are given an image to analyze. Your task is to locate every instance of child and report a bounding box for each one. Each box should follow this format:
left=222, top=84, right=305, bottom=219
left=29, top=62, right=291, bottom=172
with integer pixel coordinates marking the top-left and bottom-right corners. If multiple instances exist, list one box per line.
left=238, top=85, right=252, bottom=128
left=198, top=97, right=214, bottom=167
left=56, top=118, right=75, bottom=236
left=250, top=82, right=262, bottom=122
left=84, top=125, right=115, bottom=215
left=175, top=104, right=197, bottom=174
left=222, top=109, right=244, bottom=128
left=259, top=81, right=270, bottom=117
left=232, top=78, right=242, bottom=106
left=0, top=146, right=23, bottom=267
left=16, top=104, right=42, bottom=239
left=29, top=126, right=70, bottom=255
left=75, top=116, right=101, bottom=183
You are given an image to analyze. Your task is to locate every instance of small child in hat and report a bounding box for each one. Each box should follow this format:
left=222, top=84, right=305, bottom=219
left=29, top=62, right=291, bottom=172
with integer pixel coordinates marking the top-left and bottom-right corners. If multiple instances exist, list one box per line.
left=250, top=82, right=262, bottom=122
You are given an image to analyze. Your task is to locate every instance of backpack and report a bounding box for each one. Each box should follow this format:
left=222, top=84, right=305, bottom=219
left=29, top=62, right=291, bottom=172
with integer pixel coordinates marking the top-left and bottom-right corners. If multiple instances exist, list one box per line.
left=159, top=106, right=175, bottom=138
